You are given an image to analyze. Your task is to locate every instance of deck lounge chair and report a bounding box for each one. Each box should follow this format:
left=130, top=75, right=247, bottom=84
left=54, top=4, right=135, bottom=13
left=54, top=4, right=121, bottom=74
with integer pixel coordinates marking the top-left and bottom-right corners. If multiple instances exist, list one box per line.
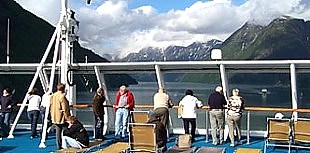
left=96, top=142, right=128, bottom=153
left=292, top=118, right=310, bottom=149
left=264, top=118, right=291, bottom=153
left=235, top=148, right=261, bottom=153
left=131, top=111, right=149, bottom=123
left=196, top=147, right=225, bottom=153
left=128, top=123, right=162, bottom=152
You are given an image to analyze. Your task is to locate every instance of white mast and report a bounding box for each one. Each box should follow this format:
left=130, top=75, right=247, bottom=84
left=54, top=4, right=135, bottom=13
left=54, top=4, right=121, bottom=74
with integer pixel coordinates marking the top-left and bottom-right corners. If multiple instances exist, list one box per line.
left=8, top=0, right=79, bottom=149
left=7, top=18, right=10, bottom=64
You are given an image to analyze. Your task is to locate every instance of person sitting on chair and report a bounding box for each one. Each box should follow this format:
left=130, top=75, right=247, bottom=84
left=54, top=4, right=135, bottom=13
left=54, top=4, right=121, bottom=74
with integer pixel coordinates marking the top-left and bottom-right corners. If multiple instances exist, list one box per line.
left=62, top=116, right=89, bottom=149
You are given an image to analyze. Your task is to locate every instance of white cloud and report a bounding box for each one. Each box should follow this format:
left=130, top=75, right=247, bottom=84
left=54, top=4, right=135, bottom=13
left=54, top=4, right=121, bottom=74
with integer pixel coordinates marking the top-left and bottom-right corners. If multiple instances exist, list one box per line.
left=15, top=0, right=60, bottom=25
left=15, top=0, right=310, bottom=58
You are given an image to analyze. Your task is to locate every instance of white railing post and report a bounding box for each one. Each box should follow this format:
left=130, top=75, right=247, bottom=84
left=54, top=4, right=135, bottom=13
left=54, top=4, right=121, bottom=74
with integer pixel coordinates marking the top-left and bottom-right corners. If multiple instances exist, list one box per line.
left=290, top=63, right=298, bottom=120
left=94, top=66, right=110, bottom=135
left=8, top=24, right=60, bottom=139
left=39, top=24, right=62, bottom=148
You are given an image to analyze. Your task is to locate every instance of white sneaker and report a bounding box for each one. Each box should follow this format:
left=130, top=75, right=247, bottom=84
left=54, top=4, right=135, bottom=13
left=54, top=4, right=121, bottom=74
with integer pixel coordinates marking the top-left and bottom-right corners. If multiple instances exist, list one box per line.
left=230, top=143, right=235, bottom=147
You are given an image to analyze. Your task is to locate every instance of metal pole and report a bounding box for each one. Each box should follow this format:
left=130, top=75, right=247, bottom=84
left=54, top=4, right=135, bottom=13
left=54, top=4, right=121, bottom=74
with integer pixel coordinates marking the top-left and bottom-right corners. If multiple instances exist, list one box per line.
left=290, top=64, right=298, bottom=120
left=205, top=110, right=209, bottom=142
left=219, top=64, right=229, bottom=141
left=39, top=25, right=62, bottom=148
left=155, top=64, right=164, bottom=88
left=247, top=111, right=250, bottom=144
left=6, top=18, right=10, bottom=64
left=8, top=24, right=60, bottom=139
left=94, top=66, right=110, bottom=135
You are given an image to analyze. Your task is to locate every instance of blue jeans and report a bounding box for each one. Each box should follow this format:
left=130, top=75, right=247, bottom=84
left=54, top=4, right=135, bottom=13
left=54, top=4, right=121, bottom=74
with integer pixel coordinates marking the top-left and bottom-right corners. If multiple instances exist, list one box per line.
left=94, top=116, right=104, bottom=139
left=114, top=108, right=129, bottom=138
left=0, top=112, right=11, bottom=137
left=27, top=110, right=40, bottom=137
left=62, top=136, right=84, bottom=149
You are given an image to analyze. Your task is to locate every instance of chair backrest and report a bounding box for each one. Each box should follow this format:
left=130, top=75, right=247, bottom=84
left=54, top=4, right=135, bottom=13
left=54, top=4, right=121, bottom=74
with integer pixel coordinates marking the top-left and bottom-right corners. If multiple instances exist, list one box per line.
left=129, top=123, right=157, bottom=152
left=131, top=111, right=149, bottom=123
left=293, top=118, right=310, bottom=143
left=267, top=118, right=291, bottom=142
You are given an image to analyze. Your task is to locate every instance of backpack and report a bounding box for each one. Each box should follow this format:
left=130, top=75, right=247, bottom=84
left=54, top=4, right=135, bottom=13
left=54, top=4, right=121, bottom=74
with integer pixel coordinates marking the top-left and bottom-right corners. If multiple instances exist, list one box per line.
left=176, top=134, right=192, bottom=149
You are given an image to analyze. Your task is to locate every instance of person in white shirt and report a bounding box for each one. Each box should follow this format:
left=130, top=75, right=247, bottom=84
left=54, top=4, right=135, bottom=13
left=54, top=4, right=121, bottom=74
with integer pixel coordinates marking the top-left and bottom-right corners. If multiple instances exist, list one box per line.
left=40, top=89, right=52, bottom=136
left=179, top=89, right=203, bottom=142
left=27, top=87, right=41, bottom=138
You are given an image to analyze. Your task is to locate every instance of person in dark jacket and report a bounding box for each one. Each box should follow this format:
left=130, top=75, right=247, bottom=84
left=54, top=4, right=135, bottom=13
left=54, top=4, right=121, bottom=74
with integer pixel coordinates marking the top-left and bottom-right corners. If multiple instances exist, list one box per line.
left=0, top=87, right=17, bottom=137
left=93, top=87, right=106, bottom=141
left=147, top=113, right=167, bottom=152
left=62, top=116, right=89, bottom=149
left=208, top=86, right=227, bottom=145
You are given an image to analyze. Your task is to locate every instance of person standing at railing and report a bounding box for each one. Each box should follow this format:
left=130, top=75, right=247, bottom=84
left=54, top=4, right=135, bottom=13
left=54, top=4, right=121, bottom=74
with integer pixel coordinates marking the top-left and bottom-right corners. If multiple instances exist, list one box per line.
left=50, top=83, right=71, bottom=150
left=93, top=87, right=106, bottom=141
left=179, top=89, right=203, bottom=142
left=26, top=87, right=41, bottom=138
left=227, top=88, right=245, bottom=147
left=0, top=87, right=17, bottom=138
left=153, top=87, right=173, bottom=130
left=208, top=86, right=227, bottom=145
left=40, top=89, right=52, bottom=138
left=113, top=85, right=135, bottom=141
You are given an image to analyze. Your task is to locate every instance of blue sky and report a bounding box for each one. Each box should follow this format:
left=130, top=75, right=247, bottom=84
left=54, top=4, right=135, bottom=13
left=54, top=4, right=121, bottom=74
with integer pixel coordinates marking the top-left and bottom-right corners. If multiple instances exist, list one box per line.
left=15, top=0, right=310, bottom=57
left=128, top=0, right=247, bottom=12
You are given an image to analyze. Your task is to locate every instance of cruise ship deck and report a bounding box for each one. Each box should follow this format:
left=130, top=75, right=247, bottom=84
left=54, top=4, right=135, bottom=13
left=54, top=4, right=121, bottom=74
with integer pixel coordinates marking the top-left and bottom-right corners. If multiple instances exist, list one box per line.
left=1, top=130, right=309, bottom=153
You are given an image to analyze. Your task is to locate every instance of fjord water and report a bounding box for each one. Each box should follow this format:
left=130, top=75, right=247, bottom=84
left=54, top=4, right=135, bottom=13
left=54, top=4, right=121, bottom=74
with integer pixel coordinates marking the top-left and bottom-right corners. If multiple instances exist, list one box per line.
left=76, top=81, right=310, bottom=131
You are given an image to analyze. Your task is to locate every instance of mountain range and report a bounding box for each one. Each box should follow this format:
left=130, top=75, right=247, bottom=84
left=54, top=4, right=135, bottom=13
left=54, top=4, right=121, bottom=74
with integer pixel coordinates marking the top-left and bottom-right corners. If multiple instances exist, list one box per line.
left=113, top=16, right=309, bottom=62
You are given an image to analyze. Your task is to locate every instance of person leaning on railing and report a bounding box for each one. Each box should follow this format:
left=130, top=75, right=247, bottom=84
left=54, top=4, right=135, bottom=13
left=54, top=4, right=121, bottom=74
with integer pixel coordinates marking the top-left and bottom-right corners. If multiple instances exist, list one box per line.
left=113, top=85, right=135, bottom=141
left=26, top=87, right=41, bottom=138
left=207, top=86, right=227, bottom=146
left=178, top=89, right=203, bottom=142
left=153, top=87, right=174, bottom=130
left=227, top=88, right=245, bottom=147
left=93, top=87, right=106, bottom=141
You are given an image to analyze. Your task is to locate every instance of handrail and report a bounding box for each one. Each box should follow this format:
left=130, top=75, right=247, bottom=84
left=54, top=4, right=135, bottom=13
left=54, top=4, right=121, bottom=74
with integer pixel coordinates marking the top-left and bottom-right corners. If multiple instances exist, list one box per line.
left=17, top=103, right=310, bottom=113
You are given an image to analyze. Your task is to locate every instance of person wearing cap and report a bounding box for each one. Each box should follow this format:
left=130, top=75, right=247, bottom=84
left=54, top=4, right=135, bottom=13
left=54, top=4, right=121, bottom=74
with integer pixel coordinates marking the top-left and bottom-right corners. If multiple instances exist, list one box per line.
left=207, top=86, right=227, bottom=145
left=227, top=88, right=245, bottom=147
left=113, top=85, right=135, bottom=141
left=93, top=87, right=106, bottom=141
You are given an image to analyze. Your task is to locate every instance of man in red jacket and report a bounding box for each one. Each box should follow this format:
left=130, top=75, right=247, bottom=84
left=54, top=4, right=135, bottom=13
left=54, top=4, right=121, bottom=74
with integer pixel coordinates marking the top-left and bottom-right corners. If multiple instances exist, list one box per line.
left=113, top=85, right=135, bottom=140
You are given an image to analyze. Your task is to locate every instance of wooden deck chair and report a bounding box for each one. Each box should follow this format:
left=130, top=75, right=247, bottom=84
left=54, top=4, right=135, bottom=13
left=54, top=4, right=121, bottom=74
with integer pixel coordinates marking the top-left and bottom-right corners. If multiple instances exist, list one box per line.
left=196, top=147, right=225, bottom=153
left=131, top=111, right=149, bottom=123
left=292, top=118, right=310, bottom=149
left=128, top=123, right=160, bottom=152
left=264, top=118, right=291, bottom=153
left=96, top=142, right=128, bottom=153
left=235, top=148, right=261, bottom=153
